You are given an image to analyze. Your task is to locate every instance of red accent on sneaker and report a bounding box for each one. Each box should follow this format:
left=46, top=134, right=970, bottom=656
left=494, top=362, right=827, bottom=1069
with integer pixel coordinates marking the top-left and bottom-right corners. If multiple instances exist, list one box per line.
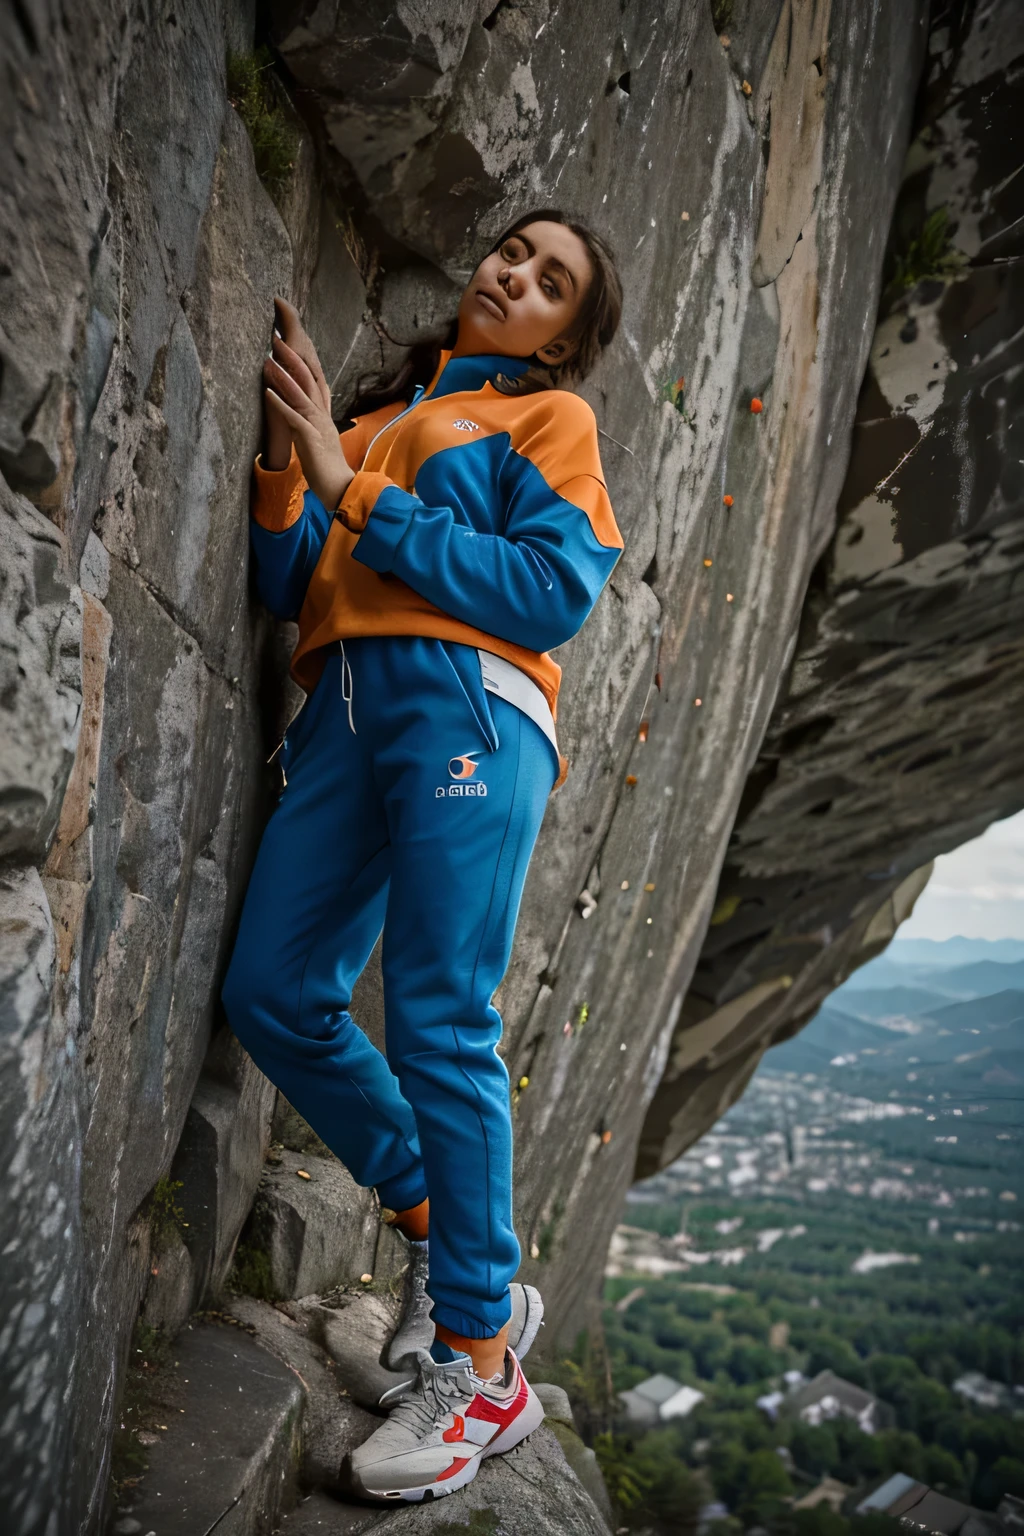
left=466, top=1371, right=530, bottom=1427
left=442, top=1414, right=465, bottom=1443
left=436, top=1455, right=471, bottom=1482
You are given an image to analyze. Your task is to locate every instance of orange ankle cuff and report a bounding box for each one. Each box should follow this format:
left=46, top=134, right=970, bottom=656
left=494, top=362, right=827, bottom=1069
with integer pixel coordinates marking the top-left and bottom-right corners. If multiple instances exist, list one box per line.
left=387, top=1196, right=429, bottom=1242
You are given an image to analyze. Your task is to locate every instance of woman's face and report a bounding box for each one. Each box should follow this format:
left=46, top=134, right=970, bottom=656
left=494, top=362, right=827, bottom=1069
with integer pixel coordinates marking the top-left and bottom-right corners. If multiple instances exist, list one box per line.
left=454, top=220, right=593, bottom=366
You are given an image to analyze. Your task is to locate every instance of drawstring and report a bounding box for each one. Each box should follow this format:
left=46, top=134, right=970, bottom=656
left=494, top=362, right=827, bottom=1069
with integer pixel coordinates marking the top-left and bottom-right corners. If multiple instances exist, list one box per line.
left=339, top=639, right=356, bottom=734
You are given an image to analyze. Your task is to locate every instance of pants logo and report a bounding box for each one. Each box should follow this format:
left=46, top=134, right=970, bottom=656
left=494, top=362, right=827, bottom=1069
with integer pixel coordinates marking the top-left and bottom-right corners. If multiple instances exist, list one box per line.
left=436, top=751, right=487, bottom=798
left=448, top=754, right=479, bottom=779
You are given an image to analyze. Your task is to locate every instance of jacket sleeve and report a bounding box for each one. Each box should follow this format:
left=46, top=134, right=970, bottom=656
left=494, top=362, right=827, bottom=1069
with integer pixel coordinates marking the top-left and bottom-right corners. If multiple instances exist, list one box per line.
left=248, top=405, right=405, bottom=621
left=341, top=395, right=624, bottom=652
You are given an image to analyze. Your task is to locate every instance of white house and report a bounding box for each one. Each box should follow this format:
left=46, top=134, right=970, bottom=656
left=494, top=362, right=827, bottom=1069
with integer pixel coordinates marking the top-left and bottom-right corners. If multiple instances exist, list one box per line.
left=618, top=1373, right=705, bottom=1429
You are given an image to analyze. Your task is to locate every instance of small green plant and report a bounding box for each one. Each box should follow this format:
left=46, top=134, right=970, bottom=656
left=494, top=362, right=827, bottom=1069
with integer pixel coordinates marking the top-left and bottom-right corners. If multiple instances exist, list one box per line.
left=711, top=0, right=734, bottom=32
left=660, top=375, right=697, bottom=431
left=595, top=1430, right=655, bottom=1509
left=888, top=207, right=965, bottom=295
left=227, top=47, right=298, bottom=197
left=227, top=1239, right=278, bottom=1301
left=148, top=1176, right=186, bottom=1249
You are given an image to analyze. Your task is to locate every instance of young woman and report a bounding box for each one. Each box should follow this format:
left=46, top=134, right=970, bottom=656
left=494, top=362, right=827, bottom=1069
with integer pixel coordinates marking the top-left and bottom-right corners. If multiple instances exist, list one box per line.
left=222, top=209, right=624, bottom=1502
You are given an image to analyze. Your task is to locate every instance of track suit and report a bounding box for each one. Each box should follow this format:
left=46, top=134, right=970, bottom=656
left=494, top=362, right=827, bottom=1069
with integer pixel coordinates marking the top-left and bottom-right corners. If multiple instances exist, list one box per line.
left=222, top=350, right=623, bottom=1337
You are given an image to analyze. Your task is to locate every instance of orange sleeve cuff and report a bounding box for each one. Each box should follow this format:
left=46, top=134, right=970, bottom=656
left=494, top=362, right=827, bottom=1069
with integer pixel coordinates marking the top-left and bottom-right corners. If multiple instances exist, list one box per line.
left=338, top=470, right=395, bottom=534
left=252, top=442, right=308, bottom=532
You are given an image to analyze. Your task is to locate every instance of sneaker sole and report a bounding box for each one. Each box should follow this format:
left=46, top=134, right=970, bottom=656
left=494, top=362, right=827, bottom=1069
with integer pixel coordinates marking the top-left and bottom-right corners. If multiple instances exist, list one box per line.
left=353, top=1366, right=546, bottom=1503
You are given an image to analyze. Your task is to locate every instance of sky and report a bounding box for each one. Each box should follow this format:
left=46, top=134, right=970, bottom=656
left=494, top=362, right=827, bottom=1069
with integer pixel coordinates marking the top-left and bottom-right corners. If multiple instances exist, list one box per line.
left=899, top=808, right=1024, bottom=941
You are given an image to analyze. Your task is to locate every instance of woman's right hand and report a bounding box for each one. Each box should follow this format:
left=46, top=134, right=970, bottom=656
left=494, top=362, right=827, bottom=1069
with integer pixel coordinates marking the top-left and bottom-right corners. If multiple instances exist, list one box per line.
left=261, top=298, right=332, bottom=471
left=263, top=297, right=354, bottom=510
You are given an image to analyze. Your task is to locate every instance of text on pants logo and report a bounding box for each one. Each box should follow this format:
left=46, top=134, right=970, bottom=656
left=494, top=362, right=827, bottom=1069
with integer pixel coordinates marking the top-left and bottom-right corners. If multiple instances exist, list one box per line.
left=436, top=751, right=488, bottom=798
left=452, top=418, right=480, bottom=432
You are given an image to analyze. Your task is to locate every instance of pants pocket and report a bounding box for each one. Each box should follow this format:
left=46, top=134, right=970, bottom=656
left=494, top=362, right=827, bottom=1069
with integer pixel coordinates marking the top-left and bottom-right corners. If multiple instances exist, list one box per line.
left=439, top=641, right=500, bottom=754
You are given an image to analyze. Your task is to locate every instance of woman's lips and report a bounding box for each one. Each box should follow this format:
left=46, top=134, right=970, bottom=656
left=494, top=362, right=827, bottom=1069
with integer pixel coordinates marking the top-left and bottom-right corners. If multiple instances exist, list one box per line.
left=474, top=290, right=506, bottom=320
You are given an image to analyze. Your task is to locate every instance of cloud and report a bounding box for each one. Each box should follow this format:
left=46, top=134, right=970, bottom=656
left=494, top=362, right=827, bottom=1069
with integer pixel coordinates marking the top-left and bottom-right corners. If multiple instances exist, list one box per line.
left=900, top=808, right=1024, bottom=940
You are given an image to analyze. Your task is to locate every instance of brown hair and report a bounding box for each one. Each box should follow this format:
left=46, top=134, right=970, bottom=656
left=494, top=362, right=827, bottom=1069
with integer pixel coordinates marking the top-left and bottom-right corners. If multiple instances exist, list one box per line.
left=343, top=208, right=622, bottom=420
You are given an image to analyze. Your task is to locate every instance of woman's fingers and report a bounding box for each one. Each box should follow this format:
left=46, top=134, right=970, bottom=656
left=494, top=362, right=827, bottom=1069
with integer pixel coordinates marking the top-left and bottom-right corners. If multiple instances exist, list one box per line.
left=273, top=295, right=332, bottom=413
left=264, top=355, right=314, bottom=417
left=265, top=387, right=314, bottom=439
left=272, top=335, right=319, bottom=404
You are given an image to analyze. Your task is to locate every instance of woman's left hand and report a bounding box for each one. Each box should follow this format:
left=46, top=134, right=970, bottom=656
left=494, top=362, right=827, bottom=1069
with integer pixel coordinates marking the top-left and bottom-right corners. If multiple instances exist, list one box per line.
left=262, top=315, right=355, bottom=511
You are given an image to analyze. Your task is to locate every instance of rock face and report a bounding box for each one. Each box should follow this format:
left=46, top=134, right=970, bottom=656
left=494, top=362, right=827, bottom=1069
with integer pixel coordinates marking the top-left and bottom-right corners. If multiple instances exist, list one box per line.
left=1, top=2, right=291, bottom=1529
left=270, top=0, right=929, bottom=1355
left=638, top=0, right=1024, bottom=1177
left=6, top=0, right=1019, bottom=1532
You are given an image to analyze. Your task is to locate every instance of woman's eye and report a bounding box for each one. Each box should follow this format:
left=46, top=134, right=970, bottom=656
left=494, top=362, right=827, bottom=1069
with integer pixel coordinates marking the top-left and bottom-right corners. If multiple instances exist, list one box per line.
left=501, top=240, right=524, bottom=260
left=542, top=279, right=559, bottom=298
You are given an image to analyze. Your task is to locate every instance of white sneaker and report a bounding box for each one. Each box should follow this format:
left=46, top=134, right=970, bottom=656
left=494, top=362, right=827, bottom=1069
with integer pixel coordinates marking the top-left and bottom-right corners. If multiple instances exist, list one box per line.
left=345, top=1345, right=544, bottom=1502
left=384, top=1250, right=544, bottom=1372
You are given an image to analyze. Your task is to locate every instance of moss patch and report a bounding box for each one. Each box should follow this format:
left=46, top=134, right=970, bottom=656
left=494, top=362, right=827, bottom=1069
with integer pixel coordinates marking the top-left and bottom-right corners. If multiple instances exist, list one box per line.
left=226, top=47, right=299, bottom=197
left=887, top=207, right=965, bottom=297
left=108, top=1319, right=181, bottom=1503
left=146, top=1175, right=186, bottom=1249
left=226, top=1238, right=279, bottom=1302
left=425, top=1511, right=500, bottom=1535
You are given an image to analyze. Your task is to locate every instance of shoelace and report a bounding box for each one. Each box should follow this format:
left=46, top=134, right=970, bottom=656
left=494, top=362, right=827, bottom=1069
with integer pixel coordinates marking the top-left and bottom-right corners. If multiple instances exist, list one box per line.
left=387, top=1356, right=475, bottom=1438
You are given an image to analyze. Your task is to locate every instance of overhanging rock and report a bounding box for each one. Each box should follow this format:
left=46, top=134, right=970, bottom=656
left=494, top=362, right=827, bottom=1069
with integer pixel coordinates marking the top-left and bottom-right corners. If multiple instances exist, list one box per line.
left=639, top=0, right=1024, bottom=1177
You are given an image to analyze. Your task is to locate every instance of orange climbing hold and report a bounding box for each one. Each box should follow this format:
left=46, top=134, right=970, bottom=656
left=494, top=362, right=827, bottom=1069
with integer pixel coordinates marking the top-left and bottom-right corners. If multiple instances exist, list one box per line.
left=601, top=1130, right=613, bottom=1145
left=723, top=494, right=734, bottom=507
left=704, top=558, right=713, bottom=568
left=625, top=774, right=638, bottom=786
left=694, top=698, right=702, bottom=707
left=750, top=397, right=763, bottom=414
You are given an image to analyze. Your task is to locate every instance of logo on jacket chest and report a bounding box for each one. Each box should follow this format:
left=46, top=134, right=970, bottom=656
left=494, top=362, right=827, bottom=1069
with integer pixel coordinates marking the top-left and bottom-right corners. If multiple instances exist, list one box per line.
left=436, top=751, right=488, bottom=798
left=451, top=419, right=480, bottom=432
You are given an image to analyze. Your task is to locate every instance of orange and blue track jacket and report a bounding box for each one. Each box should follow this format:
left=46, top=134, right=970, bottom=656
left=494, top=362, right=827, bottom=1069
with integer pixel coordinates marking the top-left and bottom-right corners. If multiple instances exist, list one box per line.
left=249, top=349, right=624, bottom=747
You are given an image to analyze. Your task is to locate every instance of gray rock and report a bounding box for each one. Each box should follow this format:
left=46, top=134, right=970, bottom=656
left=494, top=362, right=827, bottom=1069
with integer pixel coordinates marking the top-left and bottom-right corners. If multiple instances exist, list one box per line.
left=275, top=1489, right=391, bottom=1532
left=114, top=1320, right=304, bottom=1536
left=254, top=1149, right=410, bottom=1299
left=0, top=483, right=82, bottom=863
left=533, top=1381, right=576, bottom=1427
left=377, top=265, right=461, bottom=347
left=140, top=1233, right=195, bottom=1339
left=225, top=1293, right=379, bottom=1491
left=321, top=1293, right=417, bottom=1412
left=0, top=866, right=83, bottom=1536
left=273, top=1092, right=335, bottom=1159
left=531, top=1382, right=616, bottom=1528
left=172, top=1060, right=278, bottom=1306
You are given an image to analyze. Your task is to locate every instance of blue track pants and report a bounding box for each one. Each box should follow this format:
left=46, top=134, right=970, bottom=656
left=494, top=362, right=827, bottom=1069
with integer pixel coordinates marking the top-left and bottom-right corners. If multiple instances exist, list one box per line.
left=222, top=636, right=558, bottom=1337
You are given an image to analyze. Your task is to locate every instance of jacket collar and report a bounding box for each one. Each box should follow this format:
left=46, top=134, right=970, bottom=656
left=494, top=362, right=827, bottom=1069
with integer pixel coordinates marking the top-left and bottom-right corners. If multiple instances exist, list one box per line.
left=425, top=351, right=532, bottom=400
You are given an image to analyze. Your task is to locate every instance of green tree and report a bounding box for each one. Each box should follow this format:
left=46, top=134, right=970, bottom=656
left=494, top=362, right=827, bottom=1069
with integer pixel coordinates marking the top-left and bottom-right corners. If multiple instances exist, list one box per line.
left=790, top=1422, right=840, bottom=1479
left=991, top=1457, right=1024, bottom=1501
left=923, top=1445, right=967, bottom=1496
left=737, top=1448, right=793, bottom=1527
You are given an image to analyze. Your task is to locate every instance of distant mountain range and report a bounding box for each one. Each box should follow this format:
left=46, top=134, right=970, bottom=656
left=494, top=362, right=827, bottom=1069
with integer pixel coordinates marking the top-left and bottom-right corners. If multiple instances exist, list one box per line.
left=765, top=937, right=1024, bottom=1100
left=885, top=936, right=1024, bottom=967
left=842, top=937, right=1024, bottom=994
